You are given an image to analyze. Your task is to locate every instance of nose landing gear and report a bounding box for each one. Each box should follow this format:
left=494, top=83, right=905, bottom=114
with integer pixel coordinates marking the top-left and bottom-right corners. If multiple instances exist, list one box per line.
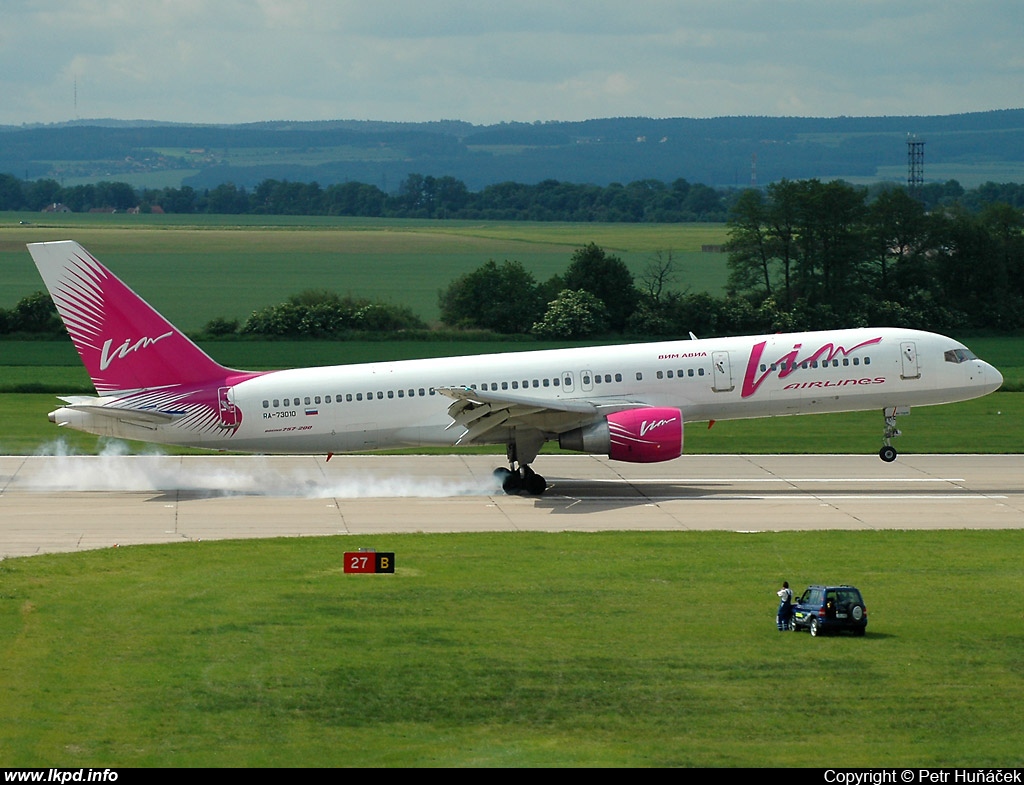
left=879, top=406, right=908, bottom=462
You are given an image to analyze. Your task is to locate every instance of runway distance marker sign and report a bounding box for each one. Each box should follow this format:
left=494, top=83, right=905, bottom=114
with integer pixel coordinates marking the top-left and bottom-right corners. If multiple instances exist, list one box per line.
left=344, top=552, right=395, bottom=574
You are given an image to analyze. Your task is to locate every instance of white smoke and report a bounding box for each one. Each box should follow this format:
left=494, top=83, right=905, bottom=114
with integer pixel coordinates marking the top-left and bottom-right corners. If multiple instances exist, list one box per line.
left=22, top=440, right=504, bottom=498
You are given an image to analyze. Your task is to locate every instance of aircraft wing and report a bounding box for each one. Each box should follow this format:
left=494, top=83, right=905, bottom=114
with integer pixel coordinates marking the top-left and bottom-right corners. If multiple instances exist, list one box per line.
left=435, top=385, right=649, bottom=445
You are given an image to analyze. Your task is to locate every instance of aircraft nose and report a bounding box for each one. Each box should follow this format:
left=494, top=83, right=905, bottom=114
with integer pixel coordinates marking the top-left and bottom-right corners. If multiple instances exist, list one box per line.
left=974, top=364, right=1007, bottom=397
left=981, top=361, right=1004, bottom=393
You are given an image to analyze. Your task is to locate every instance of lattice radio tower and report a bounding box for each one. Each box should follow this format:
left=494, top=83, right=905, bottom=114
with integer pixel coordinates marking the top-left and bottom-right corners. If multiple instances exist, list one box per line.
left=907, top=134, right=924, bottom=196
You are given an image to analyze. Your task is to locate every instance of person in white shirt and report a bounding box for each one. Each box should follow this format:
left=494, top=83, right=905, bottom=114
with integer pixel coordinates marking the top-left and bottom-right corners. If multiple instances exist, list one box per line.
left=777, top=581, right=794, bottom=631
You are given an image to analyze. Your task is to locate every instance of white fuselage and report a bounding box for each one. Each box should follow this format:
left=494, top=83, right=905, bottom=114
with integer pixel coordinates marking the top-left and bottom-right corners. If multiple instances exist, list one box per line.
left=53, top=327, right=1002, bottom=454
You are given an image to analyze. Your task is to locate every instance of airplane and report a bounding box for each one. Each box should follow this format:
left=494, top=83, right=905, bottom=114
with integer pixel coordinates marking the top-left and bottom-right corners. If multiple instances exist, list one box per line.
left=27, top=240, right=1003, bottom=495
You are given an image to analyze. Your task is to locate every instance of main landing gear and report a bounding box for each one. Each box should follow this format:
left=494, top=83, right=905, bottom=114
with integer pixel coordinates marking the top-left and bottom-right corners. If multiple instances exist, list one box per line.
left=494, top=465, right=547, bottom=495
left=494, top=441, right=547, bottom=495
left=879, top=406, right=908, bottom=463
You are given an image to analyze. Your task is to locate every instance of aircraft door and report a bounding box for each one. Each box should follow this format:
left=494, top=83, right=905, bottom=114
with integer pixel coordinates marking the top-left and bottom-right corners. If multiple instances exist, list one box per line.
left=712, top=351, right=735, bottom=393
left=561, top=371, right=575, bottom=393
left=217, top=386, right=240, bottom=427
left=580, top=370, right=593, bottom=392
left=900, top=342, right=921, bottom=380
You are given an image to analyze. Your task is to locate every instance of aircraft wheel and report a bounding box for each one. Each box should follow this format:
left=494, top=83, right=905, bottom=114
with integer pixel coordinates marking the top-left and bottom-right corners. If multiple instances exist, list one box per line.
left=879, top=445, right=898, bottom=463
left=524, top=471, right=547, bottom=496
left=501, top=472, right=523, bottom=495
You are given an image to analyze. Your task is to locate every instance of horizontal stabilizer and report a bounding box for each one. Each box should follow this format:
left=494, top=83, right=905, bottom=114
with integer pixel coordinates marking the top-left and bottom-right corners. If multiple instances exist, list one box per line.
left=53, top=401, right=180, bottom=426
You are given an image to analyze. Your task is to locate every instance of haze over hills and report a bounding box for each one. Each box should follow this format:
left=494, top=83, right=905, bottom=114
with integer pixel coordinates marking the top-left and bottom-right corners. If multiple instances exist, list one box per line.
left=3, top=110, right=1023, bottom=191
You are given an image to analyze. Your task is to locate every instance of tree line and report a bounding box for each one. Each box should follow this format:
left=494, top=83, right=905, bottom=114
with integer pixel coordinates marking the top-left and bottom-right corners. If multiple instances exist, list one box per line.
left=724, top=180, right=1024, bottom=332
left=436, top=181, right=1024, bottom=338
left=0, top=172, right=728, bottom=221
left=4, top=178, right=1023, bottom=341
left=3, top=170, right=1024, bottom=223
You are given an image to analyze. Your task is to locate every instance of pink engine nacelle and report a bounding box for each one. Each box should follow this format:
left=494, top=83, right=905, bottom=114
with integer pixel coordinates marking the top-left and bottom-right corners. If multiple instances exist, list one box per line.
left=559, top=407, right=683, bottom=463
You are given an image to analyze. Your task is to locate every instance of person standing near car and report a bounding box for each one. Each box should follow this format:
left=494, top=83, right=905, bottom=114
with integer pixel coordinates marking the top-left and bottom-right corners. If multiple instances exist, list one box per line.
left=776, top=581, right=794, bottom=630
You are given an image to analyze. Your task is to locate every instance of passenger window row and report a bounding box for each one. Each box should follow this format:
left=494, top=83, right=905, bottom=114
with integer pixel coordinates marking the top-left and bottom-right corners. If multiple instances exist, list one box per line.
left=263, top=388, right=436, bottom=408
left=656, top=368, right=707, bottom=379
left=757, top=357, right=872, bottom=372
left=260, top=361, right=724, bottom=410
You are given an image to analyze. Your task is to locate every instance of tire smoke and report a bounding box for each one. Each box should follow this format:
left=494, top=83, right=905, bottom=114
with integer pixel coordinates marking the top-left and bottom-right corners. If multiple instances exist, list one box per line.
left=23, top=440, right=503, bottom=498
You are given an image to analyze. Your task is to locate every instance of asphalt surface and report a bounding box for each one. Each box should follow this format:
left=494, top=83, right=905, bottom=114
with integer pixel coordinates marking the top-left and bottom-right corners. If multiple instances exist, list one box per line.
left=1, top=454, right=1022, bottom=557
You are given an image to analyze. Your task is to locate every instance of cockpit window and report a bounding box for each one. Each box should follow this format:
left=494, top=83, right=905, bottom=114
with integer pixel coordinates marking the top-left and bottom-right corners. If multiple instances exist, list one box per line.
left=944, top=348, right=978, bottom=364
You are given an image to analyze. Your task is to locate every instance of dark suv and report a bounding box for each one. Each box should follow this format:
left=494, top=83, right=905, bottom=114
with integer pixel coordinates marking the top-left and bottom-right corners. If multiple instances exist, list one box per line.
left=792, top=585, right=867, bottom=637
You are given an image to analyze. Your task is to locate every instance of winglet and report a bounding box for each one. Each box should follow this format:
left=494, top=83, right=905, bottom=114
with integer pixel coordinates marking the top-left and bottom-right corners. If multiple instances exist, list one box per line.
left=27, top=241, right=235, bottom=394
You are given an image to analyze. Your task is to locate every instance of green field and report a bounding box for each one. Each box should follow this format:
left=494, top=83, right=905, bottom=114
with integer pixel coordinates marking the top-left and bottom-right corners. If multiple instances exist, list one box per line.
left=1, top=214, right=729, bottom=328
left=1, top=530, right=1021, bottom=766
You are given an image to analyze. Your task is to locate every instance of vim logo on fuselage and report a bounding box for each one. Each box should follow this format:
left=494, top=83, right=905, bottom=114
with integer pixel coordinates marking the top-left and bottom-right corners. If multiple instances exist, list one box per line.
left=741, top=337, right=883, bottom=398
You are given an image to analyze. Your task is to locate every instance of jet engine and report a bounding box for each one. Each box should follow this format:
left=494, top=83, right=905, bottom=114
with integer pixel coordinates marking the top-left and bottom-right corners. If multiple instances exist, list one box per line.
left=559, top=407, right=682, bottom=463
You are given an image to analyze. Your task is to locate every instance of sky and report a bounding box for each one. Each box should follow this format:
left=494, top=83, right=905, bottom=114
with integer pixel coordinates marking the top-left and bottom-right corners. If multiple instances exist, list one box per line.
left=3, top=1, right=1021, bottom=126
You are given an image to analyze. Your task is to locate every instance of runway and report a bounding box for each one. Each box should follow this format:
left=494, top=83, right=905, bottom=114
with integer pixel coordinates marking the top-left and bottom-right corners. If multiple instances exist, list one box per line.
left=1, top=454, right=1022, bottom=557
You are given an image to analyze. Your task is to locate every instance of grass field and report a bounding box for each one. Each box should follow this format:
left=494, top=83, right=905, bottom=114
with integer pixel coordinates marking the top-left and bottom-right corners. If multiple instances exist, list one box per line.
left=1, top=530, right=1021, bottom=767
left=0, top=214, right=730, bottom=328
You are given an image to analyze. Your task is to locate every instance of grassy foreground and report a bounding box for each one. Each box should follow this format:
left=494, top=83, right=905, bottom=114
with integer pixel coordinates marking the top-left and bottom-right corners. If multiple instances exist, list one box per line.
left=1, top=530, right=1021, bottom=767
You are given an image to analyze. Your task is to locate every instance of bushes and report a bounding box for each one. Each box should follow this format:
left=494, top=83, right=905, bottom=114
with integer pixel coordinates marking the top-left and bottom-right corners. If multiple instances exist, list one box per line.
left=0, top=291, right=64, bottom=337
left=532, top=290, right=609, bottom=339
left=438, top=260, right=545, bottom=334
left=240, top=290, right=425, bottom=338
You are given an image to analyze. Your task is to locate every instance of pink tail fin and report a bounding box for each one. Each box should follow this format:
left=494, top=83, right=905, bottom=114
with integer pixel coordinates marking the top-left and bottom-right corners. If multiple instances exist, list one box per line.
left=28, top=241, right=234, bottom=395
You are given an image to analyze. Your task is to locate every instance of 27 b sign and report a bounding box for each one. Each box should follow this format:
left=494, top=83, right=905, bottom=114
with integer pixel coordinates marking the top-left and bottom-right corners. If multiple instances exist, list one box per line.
left=344, top=552, right=395, bottom=574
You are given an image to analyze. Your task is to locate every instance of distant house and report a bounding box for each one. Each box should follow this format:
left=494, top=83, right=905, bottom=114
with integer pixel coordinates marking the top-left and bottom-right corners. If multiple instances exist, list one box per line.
left=42, top=202, right=72, bottom=213
left=149, top=205, right=165, bottom=214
